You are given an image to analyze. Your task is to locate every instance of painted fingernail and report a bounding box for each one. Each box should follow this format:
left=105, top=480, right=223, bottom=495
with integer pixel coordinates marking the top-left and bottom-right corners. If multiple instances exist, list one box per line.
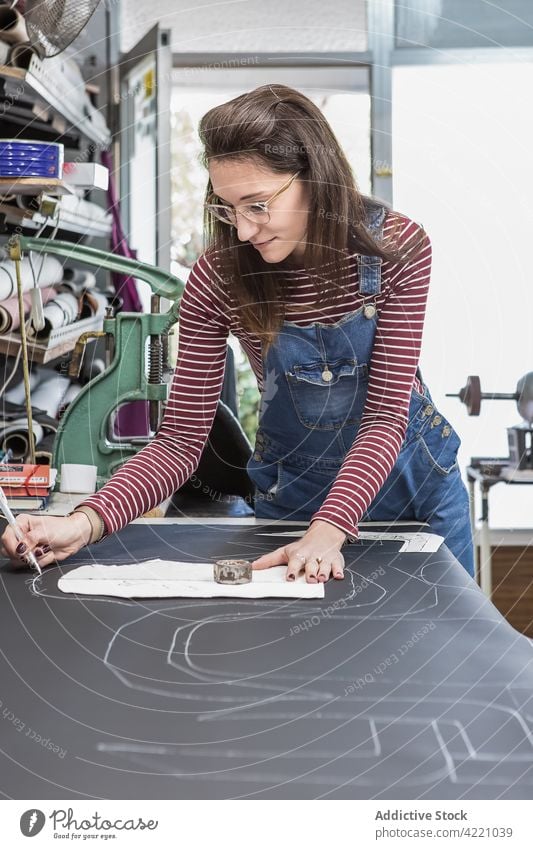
left=34, top=548, right=43, bottom=558
left=287, top=573, right=295, bottom=581
left=16, top=542, right=27, bottom=554
left=308, top=576, right=317, bottom=583
left=41, top=545, right=51, bottom=554
left=334, top=571, right=344, bottom=579
left=318, top=573, right=327, bottom=582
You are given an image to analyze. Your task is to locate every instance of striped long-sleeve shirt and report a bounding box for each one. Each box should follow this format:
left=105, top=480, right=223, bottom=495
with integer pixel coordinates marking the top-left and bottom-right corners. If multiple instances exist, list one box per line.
left=80, top=210, right=431, bottom=540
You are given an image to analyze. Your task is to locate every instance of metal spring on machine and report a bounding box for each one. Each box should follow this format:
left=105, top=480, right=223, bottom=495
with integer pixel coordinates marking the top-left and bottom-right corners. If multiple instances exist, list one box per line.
left=148, top=336, right=163, bottom=384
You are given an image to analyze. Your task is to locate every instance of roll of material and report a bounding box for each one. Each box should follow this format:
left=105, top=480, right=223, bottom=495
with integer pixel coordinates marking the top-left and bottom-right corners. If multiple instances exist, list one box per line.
left=0, top=254, right=64, bottom=300
left=30, top=289, right=107, bottom=341
left=30, top=291, right=79, bottom=339
left=0, top=40, right=10, bottom=65
left=59, top=463, right=97, bottom=494
left=61, top=267, right=97, bottom=294
left=31, top=373, right=70, bottom=419
left=84, top=290, right=108, bottom=318
left=55, top=194, right=110, bottom=223
left=58, top=382, right=82, bottom=417
left=81, top=356, right=105, bottom=384
left=8, top=42, right=36, bottom=68
left=1, top=420, right=44, bottom=460
left=35, top=431, right=56, bottom=465
left=16, top=194, right=39, bottom=209
left=60, top=382, right=83, bottom=407
left=0, top=6, right=28, bottom=45
left=0, top=285, right=57, bottom=333
left=4, top=369, right=41, bottom=405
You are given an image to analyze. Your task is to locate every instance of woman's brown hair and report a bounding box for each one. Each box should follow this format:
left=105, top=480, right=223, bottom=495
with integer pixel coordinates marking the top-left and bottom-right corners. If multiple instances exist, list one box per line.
left=199, top=83, right=426, bottom=344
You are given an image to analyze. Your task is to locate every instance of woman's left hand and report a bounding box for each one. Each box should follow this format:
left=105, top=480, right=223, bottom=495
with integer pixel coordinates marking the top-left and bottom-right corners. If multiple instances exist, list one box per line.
left=251, top=520, right=346, bottom=583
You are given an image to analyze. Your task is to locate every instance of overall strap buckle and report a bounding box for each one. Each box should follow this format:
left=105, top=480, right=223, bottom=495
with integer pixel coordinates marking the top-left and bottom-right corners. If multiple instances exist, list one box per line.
left=357, top=200, right=387, bottom=296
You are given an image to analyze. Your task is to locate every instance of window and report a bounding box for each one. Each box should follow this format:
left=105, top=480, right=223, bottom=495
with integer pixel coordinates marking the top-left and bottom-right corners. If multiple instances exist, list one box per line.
left=396, top=0, right=533, bottom=49
left=393, top=61, right=533, bottom=527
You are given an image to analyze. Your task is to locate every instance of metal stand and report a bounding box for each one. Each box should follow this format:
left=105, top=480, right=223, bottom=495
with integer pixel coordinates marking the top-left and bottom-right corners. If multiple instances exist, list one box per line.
left=449, top=374, right=533, bottom=596
left=467, top=458, right=533, bottom=597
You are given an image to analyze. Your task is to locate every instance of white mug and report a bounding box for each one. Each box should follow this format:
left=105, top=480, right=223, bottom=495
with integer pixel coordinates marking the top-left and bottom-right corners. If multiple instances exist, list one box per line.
left=59, top=464, right=98, bottom=494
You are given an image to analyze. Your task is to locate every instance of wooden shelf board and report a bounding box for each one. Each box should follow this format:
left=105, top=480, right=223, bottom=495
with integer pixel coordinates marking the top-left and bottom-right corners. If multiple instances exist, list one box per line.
left=0, top=177, right=74, bottom=197
left=0, top=334, right=78, bottom=364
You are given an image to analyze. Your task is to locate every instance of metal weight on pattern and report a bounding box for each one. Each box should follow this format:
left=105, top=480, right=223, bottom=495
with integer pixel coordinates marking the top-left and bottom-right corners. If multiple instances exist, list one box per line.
left=214, top=559, right=252, bottom=584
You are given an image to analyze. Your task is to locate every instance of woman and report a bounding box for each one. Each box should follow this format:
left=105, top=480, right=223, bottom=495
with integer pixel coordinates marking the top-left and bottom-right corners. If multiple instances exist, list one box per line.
left=1, top=84, right=474, bottom=581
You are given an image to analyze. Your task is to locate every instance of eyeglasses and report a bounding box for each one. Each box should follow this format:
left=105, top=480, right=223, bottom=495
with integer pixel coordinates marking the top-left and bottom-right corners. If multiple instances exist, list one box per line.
left=205, top=170, right=302, bottom=226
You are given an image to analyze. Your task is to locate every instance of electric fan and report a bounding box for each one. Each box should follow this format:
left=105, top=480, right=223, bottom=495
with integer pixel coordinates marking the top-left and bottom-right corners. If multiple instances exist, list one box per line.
left=24, top=0, right=103, bottom=58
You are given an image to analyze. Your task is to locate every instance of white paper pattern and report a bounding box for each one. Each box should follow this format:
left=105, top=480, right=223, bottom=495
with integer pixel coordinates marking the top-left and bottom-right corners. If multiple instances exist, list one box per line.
left=255, top=530, right=444, bottom=552
left=58, top=560, right=325, bottom=599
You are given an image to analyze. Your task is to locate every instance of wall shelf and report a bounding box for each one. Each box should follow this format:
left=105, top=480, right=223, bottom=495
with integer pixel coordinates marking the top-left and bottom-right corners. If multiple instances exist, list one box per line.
left=0, top=334, right=77, bottom=364
left=0, top=314, right=104, bottom=364
left=0, top=63, right=111, bottom=148
left=0, top=201, right=112, bottom=238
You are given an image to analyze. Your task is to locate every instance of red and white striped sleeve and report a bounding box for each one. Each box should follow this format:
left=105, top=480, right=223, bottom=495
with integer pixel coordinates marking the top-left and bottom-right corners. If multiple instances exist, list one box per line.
left=79, top=253, right=230, bottom=535
left=311, top=218, right=432, bottom=539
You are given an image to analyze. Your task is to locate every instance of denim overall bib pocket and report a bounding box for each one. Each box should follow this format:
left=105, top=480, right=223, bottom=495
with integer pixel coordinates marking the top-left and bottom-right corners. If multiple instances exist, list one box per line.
left=247, top=203, right=474, bottom=576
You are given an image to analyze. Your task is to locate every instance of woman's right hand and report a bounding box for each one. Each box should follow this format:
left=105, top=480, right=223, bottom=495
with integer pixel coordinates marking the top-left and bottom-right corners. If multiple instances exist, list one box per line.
left=0, top=512, right=93, bottom=569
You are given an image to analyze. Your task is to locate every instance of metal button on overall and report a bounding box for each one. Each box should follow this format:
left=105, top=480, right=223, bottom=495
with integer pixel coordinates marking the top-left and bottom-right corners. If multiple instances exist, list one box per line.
left=431, top=415, right=442, bottom=428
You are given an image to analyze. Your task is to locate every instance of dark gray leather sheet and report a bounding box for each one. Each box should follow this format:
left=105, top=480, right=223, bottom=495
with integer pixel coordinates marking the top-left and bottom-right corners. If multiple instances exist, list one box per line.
left=1, top=521, right=532, bottom=800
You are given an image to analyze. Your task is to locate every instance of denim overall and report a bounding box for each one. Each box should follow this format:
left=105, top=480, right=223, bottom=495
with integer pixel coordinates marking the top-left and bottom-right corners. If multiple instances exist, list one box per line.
left=247, top=202, right=475, bottom=576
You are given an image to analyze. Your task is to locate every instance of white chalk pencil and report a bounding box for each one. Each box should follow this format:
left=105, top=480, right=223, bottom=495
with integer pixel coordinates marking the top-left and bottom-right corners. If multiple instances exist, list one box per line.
left=0, top=485, right=42, bottom=574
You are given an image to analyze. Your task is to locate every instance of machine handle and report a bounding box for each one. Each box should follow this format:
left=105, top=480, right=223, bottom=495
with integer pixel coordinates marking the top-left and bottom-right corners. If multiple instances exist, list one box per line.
left=69, top=331, right=107, bottom=379
left=17, top=236, right=186, bottom=301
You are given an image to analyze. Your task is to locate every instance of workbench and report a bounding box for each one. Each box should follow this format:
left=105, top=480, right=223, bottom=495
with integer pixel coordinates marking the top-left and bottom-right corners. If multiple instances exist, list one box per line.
left=1, top=517, right=532, bottom=800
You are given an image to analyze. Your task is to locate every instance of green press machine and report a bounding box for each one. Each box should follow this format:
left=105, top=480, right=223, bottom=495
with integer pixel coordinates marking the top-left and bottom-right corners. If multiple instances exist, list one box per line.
left=15, top=235, right=186, bottom=488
